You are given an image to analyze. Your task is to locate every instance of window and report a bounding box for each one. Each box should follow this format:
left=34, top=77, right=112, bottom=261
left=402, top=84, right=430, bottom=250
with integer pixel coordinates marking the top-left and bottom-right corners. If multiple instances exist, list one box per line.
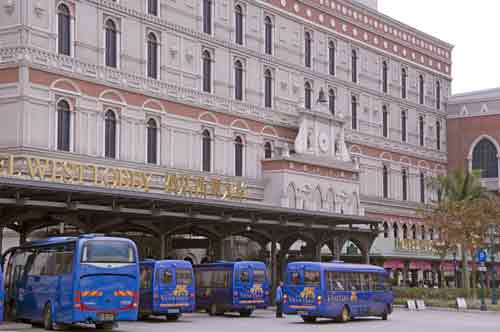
left=264, top=69, right=272, bottom=108
left=382, top=105, right=388, bottom=138
left=304, top=31, right=312, bottom=68
left=401, top=68, right=407, bottom=99
left=161, top=270, right=173, bottom=284
left=234, top=60, right=243, bottom=101
left=289, top=271, right=300, bottom=285
left=304, top=270, right=320, bottom=286
left=57, top=100, right=71, bottom=151
left=81, top=240, right=135, bottom=263
left=436, top=81, right=441, bottom=110
left=58, top=4, right=71, bottom=56
left=176, top=269, right=193, bottom=285
left=393, top=223, right=399, bottom=239
left=402, top=168, right=408, bottom=201
left=264, top=142, right=272, bottom=159
left=234, top=136, right=243, bottom=176
left=240, top=270, right=249, bottom=283
left=351, top=96, right=357, bottom=130
left=420, top=172, right=425, bottom=203
left=328, top=41, right=335, bottom=75
left=382, top=165, right=389, bottom=199
left=401, top=111, right=407, bottom=142
left=202, top=50, right=212, bottom=93
left=402, top=224, right=408, bottom=239
left=253, top=269, right=266, bottom=283
left=421, top=225, right=426, bottom=240
left=412, top=224, right=417, bottom=240
left=105, top=19, right=118, bottom=68
left=202, top=129, right=212, bottom=172
left=383, top=222, right=389, bottom=238
left=351, top=49, right=358, bottom=83
left=430, top=228, right=434, bottom=241
left=419, top=116, right=425, bottom=146
left=104, top=110, right=117, bottom=158
left=436, top=121, right=441, bottom=151
left=235, top=5, right=243, bottom=45
left=264, top=16, right=273, bottom=55
left=140, top=267, right=153, bottom=289
left=328, top=89, right=335, bottom=115
left=382, top=61, right=388, bottom=93
left=203, top=0, right=212, bottom=34
left=419, top=75, right=424, bottom=105
left=472, top=139, right=498, bottom=178
left=147, top=32, right=158, bottom=79
left=148, top=0, right=158, bottom=16
left=147, top=118, right=157, bottom=164
left=304, top=82, right=312, bottom=110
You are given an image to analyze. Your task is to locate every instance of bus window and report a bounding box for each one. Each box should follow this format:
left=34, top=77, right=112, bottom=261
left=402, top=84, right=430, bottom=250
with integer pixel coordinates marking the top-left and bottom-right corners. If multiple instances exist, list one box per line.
left=360, top=273, right=373, bottom=291
left=253, top=269, right=266, bottom=284
left=140, top=267, right=153, bottom=289
left=81, top=240, right=136, bottom=263
left=176, top=269, right=193, bottom=285
left=348, top=272, right=361, bottom=291
left=304, top=270, right=320, bottom=287
left=289, top=271, right=301, bottom=285
left=239, top=270, right=250, bottom=283
left=55, top=251, right=73, bottom=274
left=326, top=272, right=345, bottom=291
left=160, top=269, right=173, bottom=284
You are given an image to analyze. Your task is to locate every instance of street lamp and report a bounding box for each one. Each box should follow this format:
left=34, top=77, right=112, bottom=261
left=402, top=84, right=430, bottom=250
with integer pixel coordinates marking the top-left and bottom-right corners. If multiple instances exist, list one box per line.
left=452, top=250, right=458, bottom=288
left=487, top=224, right=498, bottom=305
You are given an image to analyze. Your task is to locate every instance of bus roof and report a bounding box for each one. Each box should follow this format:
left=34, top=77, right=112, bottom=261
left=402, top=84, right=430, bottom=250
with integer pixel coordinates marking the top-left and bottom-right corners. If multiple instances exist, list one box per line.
left=287, top=261, right=386, bottom=273
left=140, top=259, right=193, bottom=268
left=19, top=235, right=135, bottom=248
left=194, top=261, right=266, bottom=269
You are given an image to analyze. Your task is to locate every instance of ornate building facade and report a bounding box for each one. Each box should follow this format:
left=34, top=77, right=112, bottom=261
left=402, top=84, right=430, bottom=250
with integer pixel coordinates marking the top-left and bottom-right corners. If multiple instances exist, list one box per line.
left=0, top=0, right=454, bottom=286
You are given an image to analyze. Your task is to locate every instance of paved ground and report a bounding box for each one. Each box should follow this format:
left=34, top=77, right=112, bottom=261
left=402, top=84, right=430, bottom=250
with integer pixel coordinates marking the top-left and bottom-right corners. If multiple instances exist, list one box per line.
left=1, top=309, right=498, bottom=332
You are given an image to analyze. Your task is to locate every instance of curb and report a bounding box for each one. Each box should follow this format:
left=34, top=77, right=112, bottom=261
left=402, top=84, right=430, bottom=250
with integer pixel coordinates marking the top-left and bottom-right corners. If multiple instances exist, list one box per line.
left=394, top=304, right=500, bottom=314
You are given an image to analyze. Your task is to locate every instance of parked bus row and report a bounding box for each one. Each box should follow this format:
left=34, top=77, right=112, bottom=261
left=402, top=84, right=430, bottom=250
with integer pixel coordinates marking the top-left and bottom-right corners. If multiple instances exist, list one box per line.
left=0, top=234, right=393, bottom=330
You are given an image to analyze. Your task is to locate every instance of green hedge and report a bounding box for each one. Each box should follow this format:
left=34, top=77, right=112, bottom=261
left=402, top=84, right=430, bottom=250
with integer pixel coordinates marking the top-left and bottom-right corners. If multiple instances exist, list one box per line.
left=393, top=287, right=494, bottom=301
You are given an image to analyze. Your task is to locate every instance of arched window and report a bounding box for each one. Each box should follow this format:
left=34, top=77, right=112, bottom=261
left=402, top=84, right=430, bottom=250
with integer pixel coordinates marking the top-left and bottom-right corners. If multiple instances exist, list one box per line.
left=436, top=81, right=441, bottom=110
left=412, top=224, right=417, bottom=240
left=105, top=19, right=118, bottom=68
left=401, top=68, right=407, bottom=99
left=420, top=172, right=426, bottom=203
left=57, top=100, right=71, bottom=151
left=234, top=136, right=244, bottom=176
left=382, top=61, right=388, bottom=93
left=58, top=4, right=71, bottom=56
left=436, top=121, right=441, bottom=151
left=328, top=41, right=335, bottom=75
left=419, top=75, right=424, bottom=105
left=351, top=96, right=357, bottom=130
left=104, top=110, right=117, bottom=158
left=382, top=165, right=389, bottom=199
left=421, top=225, right=426, bottom=240
left=429, top=228, right=434, bottom=241
left=147, top=32, right=158, bottom=79
left=419, top=116, right=425, bottom=146
left=382, top=105, right=388, bottom=138
left=328, top=89, right=335, bottom=115
left=402, top=168, right=408, bottom=201
left=402, top=224, right=408, bottom=240
left=203, top=0, right=212, bottom=34
left=234, top=60, right=243, bottom=101
left=264, top=16, right=273, bottom=55
left=383, top=222, right=389, bottom=238
left=264, top=69, right=272, bottom=108
left=472, top=139, right=499, bottom=178
left=202, top=50, right=212, bottom=93
left=202, top=129, right=212, bottom=172
left=235, top=5, right=243, bottom=45
left=147, top=118, right=157, bottom=164
left=351, top=49, right=358, bottom=83
left=393, top=223, right=399, bottom=239
left=304, top=31, right=312, bottom=68
left=304, top=82, right=312, bottom=110
left=401, top=110, right=407, bottom=142
left=148, top=0, right=158, bottom=16
left=264, top=142, right=272, bottom=159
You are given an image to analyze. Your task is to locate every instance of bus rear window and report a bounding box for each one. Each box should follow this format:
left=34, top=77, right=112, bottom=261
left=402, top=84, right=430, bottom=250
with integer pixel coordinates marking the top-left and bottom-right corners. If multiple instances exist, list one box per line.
left=176, top=269, right=193, bottom=285
left=81, top=240, right=135, bottom=263
left=304, top=270, right=320, bottom=286
left=253, top=269, right=266, bottom=283
left=289, top=271, right=301, bottom=285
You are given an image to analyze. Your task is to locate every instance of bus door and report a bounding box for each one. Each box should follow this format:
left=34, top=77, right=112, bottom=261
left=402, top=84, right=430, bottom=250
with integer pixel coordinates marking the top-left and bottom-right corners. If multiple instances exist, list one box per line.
left=174, top=268, right=194, bottom=311
left=139, top=265, right=154, bottom=313
left=20, top=250, right=39, bottom=320
left=158, top=267, right=176, bottom=311
left=234, top=266, right=252, bottom=306
left=54, top=248, right=74, bottom=323
left=0, top=264, right=4, bottom=321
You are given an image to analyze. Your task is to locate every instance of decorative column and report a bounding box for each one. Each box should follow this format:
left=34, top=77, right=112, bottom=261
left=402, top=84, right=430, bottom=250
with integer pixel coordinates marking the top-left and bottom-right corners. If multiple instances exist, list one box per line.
left=160, top=234, right=166, bottom=259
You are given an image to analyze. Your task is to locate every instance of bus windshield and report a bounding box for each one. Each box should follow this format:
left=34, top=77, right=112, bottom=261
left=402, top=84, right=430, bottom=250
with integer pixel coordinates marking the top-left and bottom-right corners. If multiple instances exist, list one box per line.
left=81, top=240, right=135, bottom=263
left=176, top=269, right=193, bottom=285
left=304, top=270, right=320, bottom=286
left=253, top=269, right=266, bottom=283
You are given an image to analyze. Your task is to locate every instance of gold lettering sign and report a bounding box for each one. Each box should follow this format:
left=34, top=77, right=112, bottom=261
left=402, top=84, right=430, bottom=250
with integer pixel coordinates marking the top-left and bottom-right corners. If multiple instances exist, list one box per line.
left=0, top=154, right=247, bottom=201
left=395, top=239, right=437, bottom=254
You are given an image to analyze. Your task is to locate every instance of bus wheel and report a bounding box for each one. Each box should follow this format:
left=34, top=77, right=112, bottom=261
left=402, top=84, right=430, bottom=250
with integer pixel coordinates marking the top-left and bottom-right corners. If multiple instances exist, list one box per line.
left=381, top=305, right=390, bottom=321
left=43, top=304, right=53, bottom=331
left=166, top=315, right=180, bottom=321
left=339, top=306, right=350, bottom=323
left=302, top=316, right=317, bottom=323
left=239, top=310, right=252, bottom=317
left=96, top=323, right=114, bottom=330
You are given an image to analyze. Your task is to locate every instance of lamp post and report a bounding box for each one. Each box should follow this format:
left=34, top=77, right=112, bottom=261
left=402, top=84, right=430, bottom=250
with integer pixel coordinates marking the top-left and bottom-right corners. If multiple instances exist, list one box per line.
left=477, top=249, right=488, bottom=311
left=453, top=251, right=458, bottom=288
left=487, top=224, right=498, bottom=305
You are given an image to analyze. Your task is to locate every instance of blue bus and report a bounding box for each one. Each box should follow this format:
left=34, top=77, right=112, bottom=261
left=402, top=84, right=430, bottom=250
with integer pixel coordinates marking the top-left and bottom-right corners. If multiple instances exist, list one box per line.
left=139, top=260, right=195, bottom=321
left=2, top=235, right=139, bottom=330
left=194, top=261, right=269, bottom=317
left=0, top=263, right=3, bottom=323
left=283, top=261, right=393, bottom=323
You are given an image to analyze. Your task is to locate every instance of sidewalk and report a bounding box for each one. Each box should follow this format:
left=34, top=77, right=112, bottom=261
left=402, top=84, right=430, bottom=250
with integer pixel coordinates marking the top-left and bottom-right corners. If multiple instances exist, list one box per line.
left=394, top=304, right=500, bottom=314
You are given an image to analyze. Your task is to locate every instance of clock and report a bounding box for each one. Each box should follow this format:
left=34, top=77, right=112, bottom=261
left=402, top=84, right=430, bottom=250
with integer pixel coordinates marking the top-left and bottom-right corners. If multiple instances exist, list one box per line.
left=318, top=132, right=329, bottom=152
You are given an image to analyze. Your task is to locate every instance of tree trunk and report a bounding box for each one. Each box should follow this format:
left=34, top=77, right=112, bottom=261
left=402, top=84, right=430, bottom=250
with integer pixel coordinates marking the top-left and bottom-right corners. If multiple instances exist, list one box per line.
left=440, top=256, right=447, bottom=288
left=461, top=245, right=470, bottom=297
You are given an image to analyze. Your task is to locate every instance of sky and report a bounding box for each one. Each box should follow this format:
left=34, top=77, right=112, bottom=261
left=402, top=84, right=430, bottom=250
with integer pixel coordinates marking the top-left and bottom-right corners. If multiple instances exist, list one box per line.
left=378, top=0, right=499, bottom=95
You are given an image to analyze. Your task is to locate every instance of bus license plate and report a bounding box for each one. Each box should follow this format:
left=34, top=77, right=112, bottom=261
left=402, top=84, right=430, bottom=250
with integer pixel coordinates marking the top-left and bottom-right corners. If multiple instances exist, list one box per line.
left=98, top=313, right=114, bottom=321
left=167, top=309, right=180, bottom=314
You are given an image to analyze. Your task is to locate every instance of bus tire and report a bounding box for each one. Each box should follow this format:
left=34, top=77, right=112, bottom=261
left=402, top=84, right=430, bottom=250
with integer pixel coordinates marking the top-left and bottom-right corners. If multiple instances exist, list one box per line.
left=381, top=305, right=390, bottom=321
left=43, top=304, right=53, bottom=331
left=339, top=306, right=350, bottom=323
left=239, top=310, right=252, bottom=317
left=166, top=314, right=180, bottom=321
left=96, top=323, right=114, bottom=330
left=301, top=316, right=317, bottom=323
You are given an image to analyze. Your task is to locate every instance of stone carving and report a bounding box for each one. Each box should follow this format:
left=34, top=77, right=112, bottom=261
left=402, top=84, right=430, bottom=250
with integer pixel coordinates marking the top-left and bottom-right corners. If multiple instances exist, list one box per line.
left=34, top=1, right=45, bottom=17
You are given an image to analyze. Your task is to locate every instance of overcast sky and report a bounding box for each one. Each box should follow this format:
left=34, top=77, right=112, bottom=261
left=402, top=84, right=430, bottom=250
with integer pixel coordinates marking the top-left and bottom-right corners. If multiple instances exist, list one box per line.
left=378, top=0, right=498, bottom=95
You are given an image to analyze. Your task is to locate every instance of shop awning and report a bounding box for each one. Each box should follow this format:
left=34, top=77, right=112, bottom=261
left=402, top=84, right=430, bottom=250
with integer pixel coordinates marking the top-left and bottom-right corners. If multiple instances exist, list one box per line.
left=384, top=260, right=405, bottom=269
